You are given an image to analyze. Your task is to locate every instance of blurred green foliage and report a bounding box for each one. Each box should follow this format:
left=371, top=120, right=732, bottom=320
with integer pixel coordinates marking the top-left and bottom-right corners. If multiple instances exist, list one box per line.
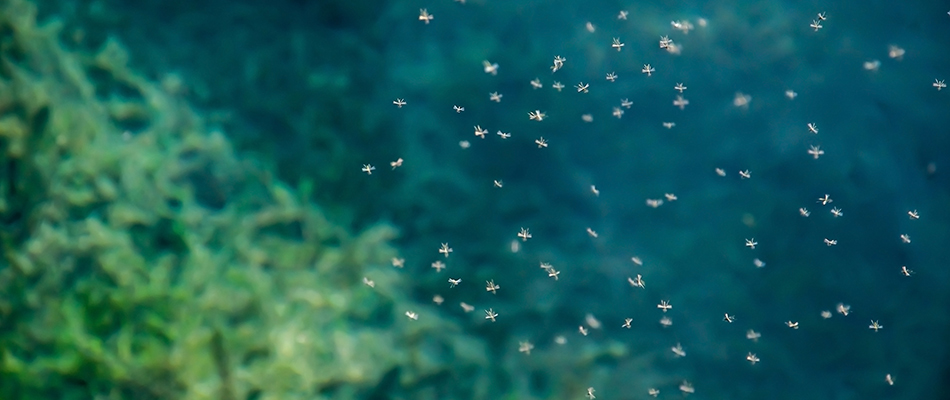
left=0, top=1, right=491, bottom=399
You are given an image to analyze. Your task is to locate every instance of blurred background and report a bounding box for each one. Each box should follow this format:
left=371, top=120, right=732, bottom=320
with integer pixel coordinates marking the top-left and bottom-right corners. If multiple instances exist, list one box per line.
left=1, top=0, right=949, bottom=399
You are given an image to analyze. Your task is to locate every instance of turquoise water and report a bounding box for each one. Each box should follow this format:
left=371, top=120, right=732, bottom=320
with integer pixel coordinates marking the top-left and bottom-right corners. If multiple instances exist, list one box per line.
left=9, top=0, right=950, bottom=399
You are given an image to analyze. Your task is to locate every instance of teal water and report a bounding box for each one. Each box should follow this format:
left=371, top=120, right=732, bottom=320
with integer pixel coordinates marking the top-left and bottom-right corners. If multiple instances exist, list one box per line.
left=10, top=0, right=950, bottom=399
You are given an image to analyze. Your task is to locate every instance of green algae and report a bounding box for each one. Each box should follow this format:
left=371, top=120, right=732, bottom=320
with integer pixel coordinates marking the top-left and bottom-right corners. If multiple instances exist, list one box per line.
left=0, top=1, right=488, bottom=399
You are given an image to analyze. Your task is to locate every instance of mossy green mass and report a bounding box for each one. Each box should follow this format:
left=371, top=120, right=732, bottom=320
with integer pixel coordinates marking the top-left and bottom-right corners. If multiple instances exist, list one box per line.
left=0, top=1, right=487, bottom=399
